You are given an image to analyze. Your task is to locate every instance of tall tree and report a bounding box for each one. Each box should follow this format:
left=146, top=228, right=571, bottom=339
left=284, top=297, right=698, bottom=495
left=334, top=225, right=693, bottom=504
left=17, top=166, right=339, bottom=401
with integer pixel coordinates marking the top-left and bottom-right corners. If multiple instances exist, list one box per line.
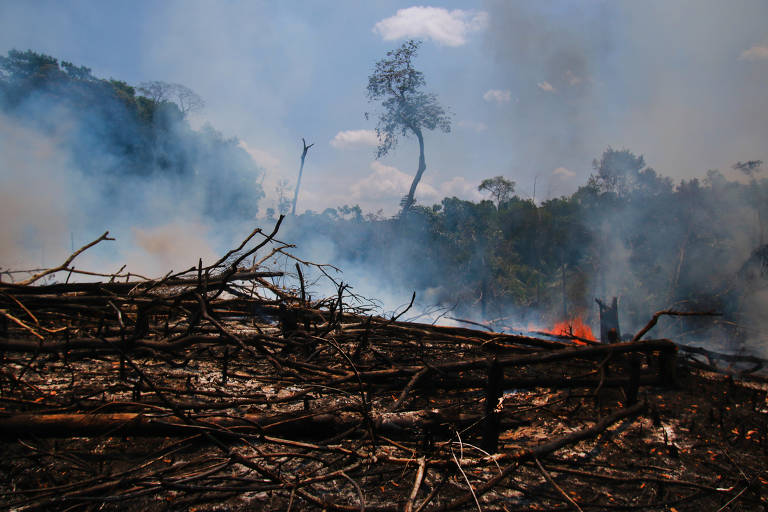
left=588, top=148, right=646, bottom=198
left=366, top=40, right=451, bottom=214
left=478, top=176, right=515, bottom=207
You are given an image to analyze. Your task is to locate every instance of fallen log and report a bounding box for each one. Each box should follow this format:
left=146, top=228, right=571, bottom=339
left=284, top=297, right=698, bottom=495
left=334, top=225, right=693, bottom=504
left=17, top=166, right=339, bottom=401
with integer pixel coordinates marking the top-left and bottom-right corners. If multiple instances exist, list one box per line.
left=0, top=271, right=284, bottom=296
left=354, top=339, right=678, bottom=379
left=0, top=408, right=488, bottom=439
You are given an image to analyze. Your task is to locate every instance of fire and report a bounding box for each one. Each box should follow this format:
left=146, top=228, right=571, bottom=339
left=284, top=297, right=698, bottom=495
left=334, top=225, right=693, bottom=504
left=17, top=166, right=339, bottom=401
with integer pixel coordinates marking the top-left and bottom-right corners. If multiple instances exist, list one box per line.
left=541, top=317, right=596, bottom=343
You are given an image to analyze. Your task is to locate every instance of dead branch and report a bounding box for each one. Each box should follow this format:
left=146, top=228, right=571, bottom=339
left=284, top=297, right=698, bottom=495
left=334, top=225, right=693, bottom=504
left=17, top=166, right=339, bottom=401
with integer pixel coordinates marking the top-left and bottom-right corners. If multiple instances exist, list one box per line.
left=15, top=231, right=114, bottom=286
left=632, top=309, right=722, bottom=342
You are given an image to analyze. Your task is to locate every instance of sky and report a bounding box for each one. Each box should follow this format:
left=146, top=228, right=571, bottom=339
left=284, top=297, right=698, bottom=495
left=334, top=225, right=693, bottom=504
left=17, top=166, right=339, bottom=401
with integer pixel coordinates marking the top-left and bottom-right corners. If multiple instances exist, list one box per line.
left=1, top=0, right=768, bottom=216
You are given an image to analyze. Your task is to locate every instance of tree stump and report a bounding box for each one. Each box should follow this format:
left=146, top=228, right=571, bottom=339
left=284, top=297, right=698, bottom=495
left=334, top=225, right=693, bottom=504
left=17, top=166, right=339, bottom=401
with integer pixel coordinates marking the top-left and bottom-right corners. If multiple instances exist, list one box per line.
left=596, top=297, right=621, bottom=344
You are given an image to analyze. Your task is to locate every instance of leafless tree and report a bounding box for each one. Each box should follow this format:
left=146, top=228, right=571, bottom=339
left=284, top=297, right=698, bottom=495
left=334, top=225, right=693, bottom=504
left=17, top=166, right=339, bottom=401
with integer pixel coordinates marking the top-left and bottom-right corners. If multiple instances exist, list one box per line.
left=138, top=80, right=205, bottom=116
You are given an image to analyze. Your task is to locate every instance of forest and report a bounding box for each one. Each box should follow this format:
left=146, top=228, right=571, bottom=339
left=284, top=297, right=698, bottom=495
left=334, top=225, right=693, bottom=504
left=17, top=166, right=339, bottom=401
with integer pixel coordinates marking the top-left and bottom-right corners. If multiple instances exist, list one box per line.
left=2, top=48, right=768, bottom=353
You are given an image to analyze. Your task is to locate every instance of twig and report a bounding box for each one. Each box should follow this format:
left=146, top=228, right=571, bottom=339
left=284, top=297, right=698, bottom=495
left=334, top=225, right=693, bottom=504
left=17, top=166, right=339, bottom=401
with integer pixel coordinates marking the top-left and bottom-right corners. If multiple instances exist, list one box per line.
left=534, top=457, right=584, bottom=512
left=450, top=444, right=482, bottom=512
left=387, top=292, right=416, bottom=325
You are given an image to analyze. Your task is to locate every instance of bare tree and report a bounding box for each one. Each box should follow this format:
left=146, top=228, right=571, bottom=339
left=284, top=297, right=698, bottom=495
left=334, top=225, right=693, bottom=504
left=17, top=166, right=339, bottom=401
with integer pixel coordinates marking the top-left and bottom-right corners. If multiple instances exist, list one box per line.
left=173, top=83, right=205, bottom=116
left=291, top=138, right=314, bottom=215
left=137, top=80, right=169, bottom=103
left=137, top=81, right=205, bottom=116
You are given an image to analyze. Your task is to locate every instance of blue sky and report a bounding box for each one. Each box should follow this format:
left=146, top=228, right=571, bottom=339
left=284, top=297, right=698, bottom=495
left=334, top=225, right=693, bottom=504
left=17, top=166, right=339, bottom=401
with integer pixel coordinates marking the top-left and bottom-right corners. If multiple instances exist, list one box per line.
left=2, top=0, right=768, bottom=216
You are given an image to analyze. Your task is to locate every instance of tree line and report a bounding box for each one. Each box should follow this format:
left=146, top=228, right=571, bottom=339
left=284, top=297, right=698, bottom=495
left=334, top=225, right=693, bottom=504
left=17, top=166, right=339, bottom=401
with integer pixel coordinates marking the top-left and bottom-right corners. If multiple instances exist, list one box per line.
left=0, top=49, right=264, bottom=221
left=282, top=149, right=767, bottom=345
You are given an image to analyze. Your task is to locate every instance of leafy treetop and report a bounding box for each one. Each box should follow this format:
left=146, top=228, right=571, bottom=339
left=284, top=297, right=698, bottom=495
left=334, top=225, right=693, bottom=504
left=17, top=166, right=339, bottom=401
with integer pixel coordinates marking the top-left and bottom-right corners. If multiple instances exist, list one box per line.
left=365, top=39, right=451, bottom=159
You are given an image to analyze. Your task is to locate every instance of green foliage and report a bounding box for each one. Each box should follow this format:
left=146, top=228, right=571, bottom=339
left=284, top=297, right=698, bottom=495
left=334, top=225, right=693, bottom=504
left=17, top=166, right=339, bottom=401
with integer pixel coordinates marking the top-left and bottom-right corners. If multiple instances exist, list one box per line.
left=0, top=49, right=60, bottom=83
left=588, top=147, right=672, bottom=198
left=366, top=40, right=451, bottom=158
left=285, top=154, right=764, bottom=337
left=366, top=40, right=450, bottom=158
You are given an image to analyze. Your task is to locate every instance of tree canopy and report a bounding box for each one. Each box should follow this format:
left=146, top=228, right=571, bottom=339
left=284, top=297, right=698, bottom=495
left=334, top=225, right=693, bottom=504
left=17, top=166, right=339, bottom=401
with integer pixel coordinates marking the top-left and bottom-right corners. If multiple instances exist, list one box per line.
left=366, top=40, right=451, bottom=213
left=478, top=176, right=515, bottom=206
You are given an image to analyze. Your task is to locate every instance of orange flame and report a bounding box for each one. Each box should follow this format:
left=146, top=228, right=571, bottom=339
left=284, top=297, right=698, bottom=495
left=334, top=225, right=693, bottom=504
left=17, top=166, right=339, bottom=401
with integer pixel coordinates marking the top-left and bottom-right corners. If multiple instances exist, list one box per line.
left=541, top=317, right=595, bottom=344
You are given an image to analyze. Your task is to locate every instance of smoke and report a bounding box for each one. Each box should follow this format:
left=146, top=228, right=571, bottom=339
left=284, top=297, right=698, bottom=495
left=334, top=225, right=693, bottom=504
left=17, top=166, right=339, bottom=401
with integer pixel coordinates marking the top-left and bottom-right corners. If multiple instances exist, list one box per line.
left=0, top=63, right=264, bottom=278
left=2, top=0, right=768, bottom=358
left=0, top=113, right=82, bottom=269
left=482, top=0, right=609, bottom=178
left=483, top=0, right=768, bottom=184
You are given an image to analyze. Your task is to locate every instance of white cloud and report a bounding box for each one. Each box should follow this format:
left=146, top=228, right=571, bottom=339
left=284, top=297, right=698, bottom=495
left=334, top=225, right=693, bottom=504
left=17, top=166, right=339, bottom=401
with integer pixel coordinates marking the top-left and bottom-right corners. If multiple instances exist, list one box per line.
left=330, top=129, right=379, bottom=149
left=238, top=140, right=280, bottom=169
left=537, top=81, right=556, bottom=92
left=553, top=166, right=576, bottom=178
left=739, top=45, right=768, bottom=61
left=373, top=7, right=488, bottom=47
left=483, top=89, right=512, bottom=103
left=436, top=176, right=483, bottom=201
left=457, top=120, right=488, bottom=132
left=351, top=161, right=419, bottom=202
left=347, top=163, right=484, bottom=212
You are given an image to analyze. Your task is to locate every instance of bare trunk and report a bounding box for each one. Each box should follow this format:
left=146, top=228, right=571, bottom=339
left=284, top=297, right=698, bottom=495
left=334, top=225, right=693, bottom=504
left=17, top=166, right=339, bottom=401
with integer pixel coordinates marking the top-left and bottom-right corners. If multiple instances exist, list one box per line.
left=596, top=297, right=620, bottom=344
left=400, top=127, right=426, bottom=214
left=291, top=138, right=313, bottom=216
left=668, top=224, right=691, bottom=303
left=561, top=259, right=568, bottom=321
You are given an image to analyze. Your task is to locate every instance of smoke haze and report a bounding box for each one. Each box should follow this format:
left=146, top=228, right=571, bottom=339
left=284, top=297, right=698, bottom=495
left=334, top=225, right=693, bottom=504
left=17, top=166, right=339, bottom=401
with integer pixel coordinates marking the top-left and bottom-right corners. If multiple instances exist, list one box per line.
left=2, top=2, right=768, bottom=357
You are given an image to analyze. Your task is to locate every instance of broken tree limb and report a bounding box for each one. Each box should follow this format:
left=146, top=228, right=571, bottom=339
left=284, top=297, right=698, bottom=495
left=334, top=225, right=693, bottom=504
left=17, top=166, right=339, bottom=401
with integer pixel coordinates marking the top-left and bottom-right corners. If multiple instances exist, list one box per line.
left=390, top=366, right=429, bottom=412
left=632, top=309, right=722, bottom=342
left=481, top=357, right=503, bottom=453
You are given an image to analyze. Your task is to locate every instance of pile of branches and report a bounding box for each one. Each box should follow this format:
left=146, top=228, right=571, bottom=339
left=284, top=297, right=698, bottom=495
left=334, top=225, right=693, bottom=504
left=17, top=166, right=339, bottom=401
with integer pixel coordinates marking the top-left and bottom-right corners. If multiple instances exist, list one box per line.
left=1, top=218, right=766, bottom=511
